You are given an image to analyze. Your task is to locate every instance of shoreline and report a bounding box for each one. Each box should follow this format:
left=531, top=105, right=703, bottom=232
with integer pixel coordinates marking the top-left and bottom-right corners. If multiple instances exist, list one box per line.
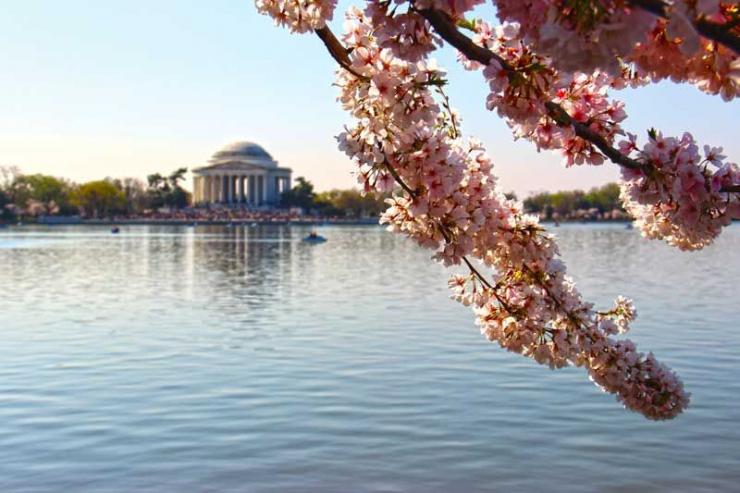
left=1, top=218, right=642, bottom=228
left=2, top=216, right=646, bottom=226
left=21, top=217, right=382, bottom=227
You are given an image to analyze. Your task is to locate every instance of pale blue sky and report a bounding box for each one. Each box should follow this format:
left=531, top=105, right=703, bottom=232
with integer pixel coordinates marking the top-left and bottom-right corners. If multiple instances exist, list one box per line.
left=1, top=0, right=737, bottom=195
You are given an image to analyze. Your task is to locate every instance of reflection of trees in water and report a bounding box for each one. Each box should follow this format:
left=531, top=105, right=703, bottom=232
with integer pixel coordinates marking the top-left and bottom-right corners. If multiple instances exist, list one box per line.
left=142, top=225, right=192, bottom=294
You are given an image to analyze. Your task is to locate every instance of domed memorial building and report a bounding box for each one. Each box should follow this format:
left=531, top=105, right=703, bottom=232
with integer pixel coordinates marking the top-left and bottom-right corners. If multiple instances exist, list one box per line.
left=191, top=141, right=292, bottom=207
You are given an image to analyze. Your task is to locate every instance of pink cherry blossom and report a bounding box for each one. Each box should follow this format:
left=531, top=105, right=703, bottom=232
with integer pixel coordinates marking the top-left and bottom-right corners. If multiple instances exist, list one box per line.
left=619, top=132, right=739, bottom=250
left=255, top=0, right=336, bottom=33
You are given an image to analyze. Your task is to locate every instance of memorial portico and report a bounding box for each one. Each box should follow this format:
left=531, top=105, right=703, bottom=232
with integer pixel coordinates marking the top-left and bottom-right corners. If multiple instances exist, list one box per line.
left=191, top=142, right=292, bottom=207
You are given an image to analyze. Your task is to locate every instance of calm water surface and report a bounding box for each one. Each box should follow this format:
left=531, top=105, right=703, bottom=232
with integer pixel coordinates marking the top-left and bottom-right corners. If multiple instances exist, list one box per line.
left=1, top=224, right=739, bottom=492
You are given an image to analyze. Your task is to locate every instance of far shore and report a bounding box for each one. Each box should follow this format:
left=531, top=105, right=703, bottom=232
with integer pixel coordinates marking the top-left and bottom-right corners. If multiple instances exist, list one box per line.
left=5, top=216, right=381, bottom=227
left=1, top=217, right=647, bottom=228
left=86, top=218, right=381, bottom=226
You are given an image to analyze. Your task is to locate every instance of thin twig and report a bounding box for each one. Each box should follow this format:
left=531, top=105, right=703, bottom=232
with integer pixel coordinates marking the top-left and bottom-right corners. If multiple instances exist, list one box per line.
left=436, top=86, right=460, bottom=139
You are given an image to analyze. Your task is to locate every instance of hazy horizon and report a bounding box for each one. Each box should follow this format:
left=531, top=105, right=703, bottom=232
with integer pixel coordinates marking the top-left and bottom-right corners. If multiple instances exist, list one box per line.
left=1, top=1, right=737, bottom=196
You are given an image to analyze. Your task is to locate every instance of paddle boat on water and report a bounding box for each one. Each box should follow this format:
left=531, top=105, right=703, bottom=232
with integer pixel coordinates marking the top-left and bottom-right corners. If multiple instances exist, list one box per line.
left=302, top=231, right=327, bottom=244
left=111, top=226, right=120, bottom=234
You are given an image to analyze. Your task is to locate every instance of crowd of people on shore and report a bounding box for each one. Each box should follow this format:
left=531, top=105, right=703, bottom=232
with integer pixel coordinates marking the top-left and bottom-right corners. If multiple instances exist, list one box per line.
left=86, top=206, right=377, bottom=224
left=542, top=208, right=630, bottom=223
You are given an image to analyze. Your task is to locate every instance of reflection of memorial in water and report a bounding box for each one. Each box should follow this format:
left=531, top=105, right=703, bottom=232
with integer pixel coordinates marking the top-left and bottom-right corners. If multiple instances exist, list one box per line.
left=191, top=225, right=296, bottom=319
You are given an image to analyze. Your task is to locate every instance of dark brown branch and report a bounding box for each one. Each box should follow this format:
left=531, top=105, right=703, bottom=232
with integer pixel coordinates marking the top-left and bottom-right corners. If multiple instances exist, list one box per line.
left=629, top=0, right=740, bottom=55
left=543, top=102, right=645, bottom=171
left=419, top=8, right=501, bottom=67
left=315, top=27, right=367, bottom=79
left=695, top=18, right=740, bottom=55
left=383, top=160, right=417, bottom=197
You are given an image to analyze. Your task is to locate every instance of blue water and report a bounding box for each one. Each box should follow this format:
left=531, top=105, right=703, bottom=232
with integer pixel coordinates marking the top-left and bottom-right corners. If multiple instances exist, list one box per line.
left=1, top=224, right=738, bottom=492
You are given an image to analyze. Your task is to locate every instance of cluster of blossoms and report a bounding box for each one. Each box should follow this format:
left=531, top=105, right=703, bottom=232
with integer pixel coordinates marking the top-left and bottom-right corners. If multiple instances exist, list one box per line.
left=267, top=4, right=690, bottom=419
left=467, top=21, right=630, bottom=166
left=490, top=0, right=739, bottom=101
left=255, top=0, right=337, bottom=33
left=453, top=15, right=739, bottom=249
left=629, top=18, right=739, bottom=102
left=364, top=0, right=442, bottom=61
left=596, top=296, right=636, bottom=335
left=494, top=0, right=656, bottom=75
left=618, top=131, right=740, bottom=249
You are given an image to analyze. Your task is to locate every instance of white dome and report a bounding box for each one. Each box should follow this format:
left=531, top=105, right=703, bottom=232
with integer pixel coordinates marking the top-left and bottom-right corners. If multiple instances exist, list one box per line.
left=210, top=141, right=276, bottom=167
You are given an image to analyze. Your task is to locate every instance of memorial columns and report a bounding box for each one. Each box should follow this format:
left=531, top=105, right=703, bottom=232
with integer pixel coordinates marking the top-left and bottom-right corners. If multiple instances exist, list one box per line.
left=238, top=175, right=245, bottom=204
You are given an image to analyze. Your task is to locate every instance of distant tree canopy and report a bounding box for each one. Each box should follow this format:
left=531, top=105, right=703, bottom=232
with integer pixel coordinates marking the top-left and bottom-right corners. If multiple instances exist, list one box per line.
left=280, top=177, right=388, bottom=217
left=523, top=183, right=623, bottom=220
left=0, top=188, right=12, bottom=220
left=110, top=177, right=148, bottom=215
left=146, top=167, right=190, bottom=209
left=6, top=173, right=76, bottom=215
left=314, top=189, right=389, bottom=217
left=0, top=166, right=195, bottom=221
left=280, top=176, right=316, bottom=210
left=71, top=180, right=125, bottom=218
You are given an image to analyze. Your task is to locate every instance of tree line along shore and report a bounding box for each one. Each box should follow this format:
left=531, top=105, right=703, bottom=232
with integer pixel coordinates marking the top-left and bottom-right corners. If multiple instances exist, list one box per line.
left=0, top=166, right=628, bottom=224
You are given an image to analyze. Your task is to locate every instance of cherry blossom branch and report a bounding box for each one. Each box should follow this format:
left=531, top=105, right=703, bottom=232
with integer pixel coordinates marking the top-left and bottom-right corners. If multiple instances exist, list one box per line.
left=629, top=0, right=740, bottom=54
left=416, top=8, right=647, bottom=173
left=315, top=7, right=737, bottom=204
left=276, top=7, right=690, bottom=417
left=418, top=7, right=739, bottom=195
